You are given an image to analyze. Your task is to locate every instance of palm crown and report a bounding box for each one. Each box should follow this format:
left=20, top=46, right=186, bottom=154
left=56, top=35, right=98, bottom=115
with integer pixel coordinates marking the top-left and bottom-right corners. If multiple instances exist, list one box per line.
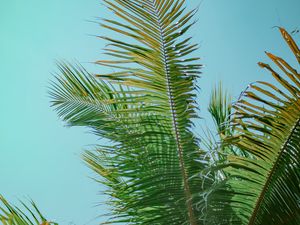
left=1, top=0, right=300, bottom=224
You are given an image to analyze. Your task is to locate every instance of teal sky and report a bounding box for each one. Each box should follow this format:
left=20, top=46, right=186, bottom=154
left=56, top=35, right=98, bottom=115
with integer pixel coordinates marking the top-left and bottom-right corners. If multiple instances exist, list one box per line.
left=0, top=0, right=299, bottom=224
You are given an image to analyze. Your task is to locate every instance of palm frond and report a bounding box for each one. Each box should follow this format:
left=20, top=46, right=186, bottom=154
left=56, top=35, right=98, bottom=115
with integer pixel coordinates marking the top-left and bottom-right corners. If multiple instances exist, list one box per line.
left=0, top=196, right=57, bottom=225
left=50, top=1, right=208, bottom=224
left=206, top=28, right=300, bottom=225
left=206, top=83, right=249, bottom=161
left=208, top=82, right=232, bottom=137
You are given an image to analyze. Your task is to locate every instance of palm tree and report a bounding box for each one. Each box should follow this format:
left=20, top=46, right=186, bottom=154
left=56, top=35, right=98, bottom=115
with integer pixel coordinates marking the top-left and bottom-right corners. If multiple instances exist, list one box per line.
left=49, top=0, right=300, bottom=224
left=2, top=0, right=299, bottom=224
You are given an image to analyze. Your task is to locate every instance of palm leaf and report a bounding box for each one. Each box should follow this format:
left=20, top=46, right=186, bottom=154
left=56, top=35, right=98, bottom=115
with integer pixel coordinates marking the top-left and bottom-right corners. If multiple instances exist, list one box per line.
left=205, top=28, right=300, bottom=225
left=0, top=196, right=57, bottom=225
left=206, top=83, right=249, bottom=162
left=50, top=1, right=208, bottom=224
left=208, top=82, right=232, bottom=137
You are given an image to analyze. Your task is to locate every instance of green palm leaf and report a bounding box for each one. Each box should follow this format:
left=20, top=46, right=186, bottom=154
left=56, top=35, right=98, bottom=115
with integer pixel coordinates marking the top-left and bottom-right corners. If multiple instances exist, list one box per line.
left=206, top=28, right=300, bottom=225
left=0, top=196, right=57, bottom=225
left=50, top=1, right=208, bottom=224
left=208, top=82, right=232, bottom=138
left=206, top=83, right=249, bottom=162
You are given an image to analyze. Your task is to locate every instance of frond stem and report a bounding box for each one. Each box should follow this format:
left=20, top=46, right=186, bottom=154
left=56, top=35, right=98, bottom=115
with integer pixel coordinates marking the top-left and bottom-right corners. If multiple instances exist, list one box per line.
left=149, top=1, right=197, bottom=224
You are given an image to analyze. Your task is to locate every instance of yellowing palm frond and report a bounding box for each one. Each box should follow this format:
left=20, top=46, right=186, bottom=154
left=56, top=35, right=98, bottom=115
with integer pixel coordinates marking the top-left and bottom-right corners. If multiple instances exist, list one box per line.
left=206, top=28, right=300, bottom=225
left=50, top=1, right=208, bottom=224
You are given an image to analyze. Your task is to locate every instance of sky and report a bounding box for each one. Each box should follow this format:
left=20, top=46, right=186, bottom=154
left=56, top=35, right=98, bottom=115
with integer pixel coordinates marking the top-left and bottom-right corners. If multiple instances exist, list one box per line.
left=0, top=0, right=299, bottom=224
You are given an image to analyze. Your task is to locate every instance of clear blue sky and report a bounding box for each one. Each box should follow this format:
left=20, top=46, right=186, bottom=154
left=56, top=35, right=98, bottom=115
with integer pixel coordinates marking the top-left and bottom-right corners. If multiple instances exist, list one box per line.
left=0, top=0, right=299, bottom=224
